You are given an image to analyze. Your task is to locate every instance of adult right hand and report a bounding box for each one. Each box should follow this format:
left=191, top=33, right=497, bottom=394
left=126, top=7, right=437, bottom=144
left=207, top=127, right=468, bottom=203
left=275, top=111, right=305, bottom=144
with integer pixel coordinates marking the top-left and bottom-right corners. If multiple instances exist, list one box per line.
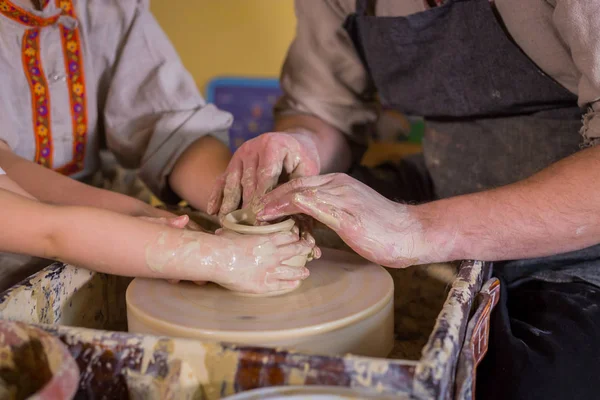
left=255, top=173, right=440, bottom=269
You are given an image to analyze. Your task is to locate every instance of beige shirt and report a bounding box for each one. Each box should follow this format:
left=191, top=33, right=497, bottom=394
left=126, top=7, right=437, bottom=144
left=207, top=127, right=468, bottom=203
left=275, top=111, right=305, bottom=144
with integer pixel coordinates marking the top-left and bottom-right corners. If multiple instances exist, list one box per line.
left=0, top=0, right=232, bottom=199
left=276, top=0, right=600, bottom=145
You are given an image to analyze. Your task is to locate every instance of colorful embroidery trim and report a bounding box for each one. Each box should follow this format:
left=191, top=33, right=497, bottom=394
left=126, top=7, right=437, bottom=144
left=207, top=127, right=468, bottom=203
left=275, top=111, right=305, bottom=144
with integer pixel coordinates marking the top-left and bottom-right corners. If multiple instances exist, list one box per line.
left=57, top=0, right=87, bottom=175
left=22, top=28, right=53, bottom=168
left=0, top=0, right=58, bottom=27
left=1, top=0, right=87, bottom=175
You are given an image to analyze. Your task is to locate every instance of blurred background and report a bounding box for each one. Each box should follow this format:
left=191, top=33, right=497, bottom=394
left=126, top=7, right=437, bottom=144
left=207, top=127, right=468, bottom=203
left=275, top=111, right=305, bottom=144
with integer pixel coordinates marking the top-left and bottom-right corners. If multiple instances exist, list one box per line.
left=151, top=0, right=423, bottom=165
left=151, top=0, right=295, bottom=94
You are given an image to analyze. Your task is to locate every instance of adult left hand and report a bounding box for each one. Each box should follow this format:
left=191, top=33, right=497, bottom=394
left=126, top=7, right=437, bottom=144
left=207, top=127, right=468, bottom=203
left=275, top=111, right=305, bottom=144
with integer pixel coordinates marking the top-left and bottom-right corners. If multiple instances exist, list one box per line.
left=207, top=132, right=321, bottom=217
left=254, top=173, right=435, bottom=269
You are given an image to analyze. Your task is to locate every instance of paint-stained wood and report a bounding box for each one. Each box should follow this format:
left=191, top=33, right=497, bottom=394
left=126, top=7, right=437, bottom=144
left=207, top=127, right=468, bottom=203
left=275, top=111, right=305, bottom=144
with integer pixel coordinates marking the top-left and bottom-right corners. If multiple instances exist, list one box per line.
left=0, top=243, right=496, bottom=399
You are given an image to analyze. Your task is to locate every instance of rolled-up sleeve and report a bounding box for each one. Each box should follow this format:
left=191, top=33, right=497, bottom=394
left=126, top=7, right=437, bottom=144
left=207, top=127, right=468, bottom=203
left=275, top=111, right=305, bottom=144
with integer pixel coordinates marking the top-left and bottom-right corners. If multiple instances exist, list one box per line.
left=552, top=0, right=600, bottom=145
left=275, top=0, right=377, bottom=141
left=103, top=0, right=232, bottom=199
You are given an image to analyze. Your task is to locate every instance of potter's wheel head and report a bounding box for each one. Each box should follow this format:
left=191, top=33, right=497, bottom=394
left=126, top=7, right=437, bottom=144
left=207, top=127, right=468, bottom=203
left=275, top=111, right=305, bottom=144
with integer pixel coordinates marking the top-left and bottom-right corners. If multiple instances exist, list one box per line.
left=126, top=248, right=394, bottom=357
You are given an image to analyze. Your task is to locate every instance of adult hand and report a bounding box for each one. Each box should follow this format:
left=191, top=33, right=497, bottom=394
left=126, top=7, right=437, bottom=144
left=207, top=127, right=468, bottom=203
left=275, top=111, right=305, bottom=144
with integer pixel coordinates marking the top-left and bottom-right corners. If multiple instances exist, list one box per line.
left=210, top=227, right=315, bottom=294
left=255, top=173, right=433, bottom=269
left=207, top=132, right=320, bottom=217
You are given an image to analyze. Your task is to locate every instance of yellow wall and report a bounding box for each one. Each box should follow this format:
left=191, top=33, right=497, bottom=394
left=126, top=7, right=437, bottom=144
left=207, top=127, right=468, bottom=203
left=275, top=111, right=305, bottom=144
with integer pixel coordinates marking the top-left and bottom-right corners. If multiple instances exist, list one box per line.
left=151, top=0, right=297, bottom=93
left=150, top=0, right=418, bottom=174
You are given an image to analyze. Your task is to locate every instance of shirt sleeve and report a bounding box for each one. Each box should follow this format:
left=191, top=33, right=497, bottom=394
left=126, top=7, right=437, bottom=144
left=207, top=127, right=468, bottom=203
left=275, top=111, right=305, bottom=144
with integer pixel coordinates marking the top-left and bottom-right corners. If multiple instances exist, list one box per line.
left=552, top=0, right=600, bottom=146
left=102, top=0, right=232, bottom=200
left=274, top=0, right=377, bottom=142
left=0, top=167, right=5, bottom=175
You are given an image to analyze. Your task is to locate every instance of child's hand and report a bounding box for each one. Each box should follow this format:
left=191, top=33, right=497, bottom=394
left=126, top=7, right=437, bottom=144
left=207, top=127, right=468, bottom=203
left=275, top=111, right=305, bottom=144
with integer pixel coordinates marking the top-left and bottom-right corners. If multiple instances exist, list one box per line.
left=140, top=214, right=207, bottom=285
left=139, top=214, right=190, bottom=229
left=209, top=227, right=314, bottom=294
left=139, top=214, right=205, bottom=231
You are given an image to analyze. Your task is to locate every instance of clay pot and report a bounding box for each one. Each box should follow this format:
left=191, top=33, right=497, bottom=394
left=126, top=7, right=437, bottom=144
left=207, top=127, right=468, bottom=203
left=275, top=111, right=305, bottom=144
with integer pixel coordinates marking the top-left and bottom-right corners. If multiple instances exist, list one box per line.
left=222, top=209, right=311, bottom=269
left=0, top=320, right=79, bottom=400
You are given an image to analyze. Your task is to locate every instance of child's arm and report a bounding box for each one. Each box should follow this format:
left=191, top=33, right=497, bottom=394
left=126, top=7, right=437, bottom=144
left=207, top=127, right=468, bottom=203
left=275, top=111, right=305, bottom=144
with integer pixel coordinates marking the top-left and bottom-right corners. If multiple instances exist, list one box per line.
left=0, top=147, right=171, bottom=218
left=0, top=173, right=36, bottom=200
left=0, top=189, right=312, bottom=293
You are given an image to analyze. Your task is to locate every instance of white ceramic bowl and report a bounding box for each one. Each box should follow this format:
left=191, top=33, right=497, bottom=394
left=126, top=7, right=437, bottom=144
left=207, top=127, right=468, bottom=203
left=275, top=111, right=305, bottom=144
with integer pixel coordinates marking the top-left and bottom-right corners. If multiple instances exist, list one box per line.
left=222, top=385, right=399, bottom=399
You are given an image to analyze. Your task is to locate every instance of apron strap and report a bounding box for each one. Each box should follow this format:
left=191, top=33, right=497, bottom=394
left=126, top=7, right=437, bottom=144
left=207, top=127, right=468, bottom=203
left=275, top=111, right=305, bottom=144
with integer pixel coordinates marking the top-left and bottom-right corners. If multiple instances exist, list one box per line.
left=356, top=0, right=376, bottom=16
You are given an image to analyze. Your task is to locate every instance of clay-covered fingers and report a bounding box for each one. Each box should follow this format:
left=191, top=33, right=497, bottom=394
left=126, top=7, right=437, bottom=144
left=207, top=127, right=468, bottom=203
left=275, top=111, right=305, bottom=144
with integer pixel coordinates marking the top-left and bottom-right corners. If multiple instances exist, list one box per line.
left=311, top=246, right=322, bottom=260
left=268, top=229, right=301, bottom=246
left=221, top=170, right=243, bottom=215
left=292, top=216, right=321, bottom=260
left=254, top=151, right=285, bottom=200
left=277, top=239, right=315, bottom=263
left=270, top=266, right=310, bottom=281
left=207, top=174, right=226, bottom=215
left=293, top=215, right=317, bottom=244
left=258, top=190, right=348, bottom=232
left=140, top=215, right=190, bottom=229
left=240, top=160, right=259, bottom=209
left=263, top=279, right=302, bottom=294
left=255, top=175, right=337, bottom=220
left=264, top=267, right=307, bottom=293
left=207, top=157, right=243, bottom=216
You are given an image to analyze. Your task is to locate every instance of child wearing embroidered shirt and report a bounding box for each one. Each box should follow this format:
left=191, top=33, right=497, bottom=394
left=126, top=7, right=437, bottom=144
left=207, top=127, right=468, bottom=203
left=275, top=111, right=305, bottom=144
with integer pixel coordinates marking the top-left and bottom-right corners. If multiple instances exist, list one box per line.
left=0, top=150, right=314, bottom=295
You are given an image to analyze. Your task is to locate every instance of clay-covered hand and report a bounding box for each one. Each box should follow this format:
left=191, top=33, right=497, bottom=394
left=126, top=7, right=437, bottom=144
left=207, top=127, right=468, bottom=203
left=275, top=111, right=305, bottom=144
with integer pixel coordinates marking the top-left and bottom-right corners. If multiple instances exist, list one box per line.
left=140, top=214, right=207, bottom=285
left=255, top=173, right=432, bottom=269
left=144, top=226, right=315, bottom=294
left=210, top=228, right=314, bottom=294
left=207, top=132, right=321, bottom=217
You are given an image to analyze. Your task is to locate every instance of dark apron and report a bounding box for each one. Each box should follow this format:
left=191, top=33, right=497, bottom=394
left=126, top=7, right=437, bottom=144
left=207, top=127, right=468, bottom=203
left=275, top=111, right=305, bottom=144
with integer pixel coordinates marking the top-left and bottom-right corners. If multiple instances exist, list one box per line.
left=342, top=0, right=600, bottom=281
left=345, top=0, right=582, bottom=199
left=343, top=1, right=600, bottom=398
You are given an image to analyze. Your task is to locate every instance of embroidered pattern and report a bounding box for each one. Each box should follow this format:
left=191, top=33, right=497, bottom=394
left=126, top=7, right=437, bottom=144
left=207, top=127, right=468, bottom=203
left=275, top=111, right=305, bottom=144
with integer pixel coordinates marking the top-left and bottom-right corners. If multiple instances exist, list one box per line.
left=22, top=28, right=53, bottom=167
left=57, top=0, right=87, bottom=175
left=0, top=0, right=58, bottom=27
left=1, top=0, right=87, bottom=174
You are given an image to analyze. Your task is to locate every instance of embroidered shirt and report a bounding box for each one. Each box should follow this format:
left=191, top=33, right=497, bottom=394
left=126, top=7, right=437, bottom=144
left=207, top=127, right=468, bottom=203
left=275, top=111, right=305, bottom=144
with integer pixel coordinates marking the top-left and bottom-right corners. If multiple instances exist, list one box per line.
left=276, top=0, right=600, bottom=145
left=0, top=0, right=232, bottom=198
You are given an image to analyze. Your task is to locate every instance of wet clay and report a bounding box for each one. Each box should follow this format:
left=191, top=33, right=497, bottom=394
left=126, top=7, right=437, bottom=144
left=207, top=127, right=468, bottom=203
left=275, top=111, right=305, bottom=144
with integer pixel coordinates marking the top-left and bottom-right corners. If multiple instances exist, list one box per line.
left=126, top=248, right=395, bottom=358
left=221, top=209, right=313, bottom=297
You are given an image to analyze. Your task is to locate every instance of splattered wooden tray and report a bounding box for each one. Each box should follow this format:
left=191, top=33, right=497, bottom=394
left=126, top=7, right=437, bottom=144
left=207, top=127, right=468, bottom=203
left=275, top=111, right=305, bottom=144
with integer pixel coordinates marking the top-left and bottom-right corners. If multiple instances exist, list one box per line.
left=0, top=212, right=498, bottom=399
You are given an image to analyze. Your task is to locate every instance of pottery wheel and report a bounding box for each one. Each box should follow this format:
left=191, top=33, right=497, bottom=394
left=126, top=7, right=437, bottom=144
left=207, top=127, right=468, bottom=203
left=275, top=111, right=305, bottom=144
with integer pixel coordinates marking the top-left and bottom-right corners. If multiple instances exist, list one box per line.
left=126, top=248, right=395, bottom=357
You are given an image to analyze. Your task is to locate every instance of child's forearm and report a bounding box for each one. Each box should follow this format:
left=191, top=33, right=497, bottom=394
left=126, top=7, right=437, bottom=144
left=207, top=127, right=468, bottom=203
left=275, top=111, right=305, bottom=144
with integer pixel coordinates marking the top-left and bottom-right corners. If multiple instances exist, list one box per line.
left=0, top=175, right=37, bottom=200
left=0, top=189, right=216, bottom=281
left=0, top=148, right=161, bottom=217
